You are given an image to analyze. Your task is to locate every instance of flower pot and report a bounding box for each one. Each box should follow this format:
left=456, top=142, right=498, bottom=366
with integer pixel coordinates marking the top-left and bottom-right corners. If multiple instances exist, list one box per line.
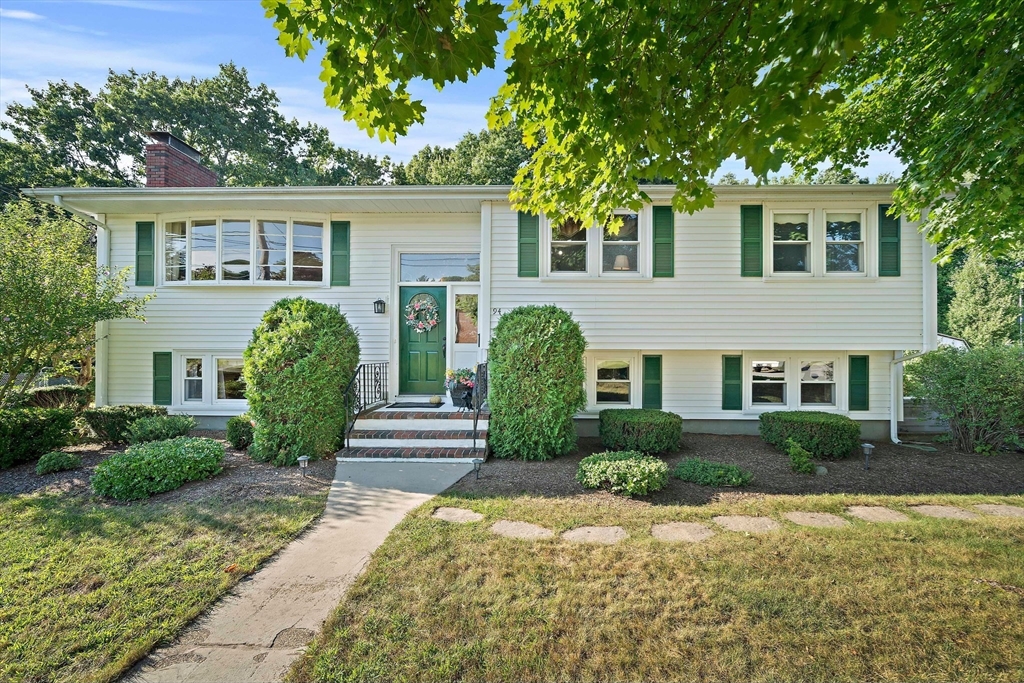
left=449, top=382, right=474, bottom=409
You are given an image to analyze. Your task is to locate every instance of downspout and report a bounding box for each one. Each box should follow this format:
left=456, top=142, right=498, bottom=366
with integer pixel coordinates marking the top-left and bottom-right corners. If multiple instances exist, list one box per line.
left=890, top=351, right=927, bottom=444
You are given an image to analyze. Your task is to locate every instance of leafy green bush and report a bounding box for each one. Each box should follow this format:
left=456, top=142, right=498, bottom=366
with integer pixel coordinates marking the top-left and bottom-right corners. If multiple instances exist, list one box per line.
left=35, top=450, right=81, bottom=475
left=576, top=451, right=669, bottom=496
left=91, top=437, right=224, bottom=501
left=599, top=409, right=682, bottom=454
left=785, top=438, right=816, bottom=474
left=25, top=385, right=91, bottom=411
left=905, top=346, right=1024, bottom=454
left=488, top=305, right=586, bottom=460
left=82, top=405, right=168, bottom=444
left=759, top=411, right=860, bottom=459
left=673, top=458, right=753, bottom=487
left=244, top=297, right=359, bottom=466
left=0, top=408, right=75, bottom=469
left=226, top=414, right=253, bottom=450
left=127, top=414, right=196, bottom=444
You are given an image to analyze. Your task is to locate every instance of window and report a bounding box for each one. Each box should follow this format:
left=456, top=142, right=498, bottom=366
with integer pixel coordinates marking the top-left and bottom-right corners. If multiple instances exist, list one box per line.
left=751, top=360, right=786, bottom=404
left=292, top=221, right=323, bottom=282
left=399, top=253, right=480, bottom=282
left=800, top=360, right=835, bottom=405
left=825, top=212, right=863, bottom=273
left=190, top=219, right=217, bottom=281
left=596, top=360, right=631, bottom=403
left=772, top=213, right=810, bottom=273
left=216, top=359, right=246, bottom=400
left=256, top=219, right=287, bottom=282
left=165, top=221, right=186, bottom=282
left=454, top=294, right=479, bottom=343
left=602, top=213, right=639, bottom=273
left=184, top=358, right=203, bottom=401
left=221, top=220, right=251, bottom=281
left=551, top=218, right=587, bottom=272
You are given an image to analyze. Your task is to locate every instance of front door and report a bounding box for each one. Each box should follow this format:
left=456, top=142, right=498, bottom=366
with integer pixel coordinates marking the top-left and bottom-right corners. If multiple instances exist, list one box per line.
left=399, top=286, right=446, bottom=395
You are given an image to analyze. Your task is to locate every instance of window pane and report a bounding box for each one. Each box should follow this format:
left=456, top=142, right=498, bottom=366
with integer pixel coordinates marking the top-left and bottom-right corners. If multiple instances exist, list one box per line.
left=801, top=383, right=834, bottom=405
left=603, top=214, right=639, bottom=241
left=455, top=294, right=479, bottom=343
left=552, top=218, right=587, bottom=242
left=551, top=243, right=587, bottom=272
left=603, top=244, right=638, bottom=272
left=217, top=359, right=245, bottom=400
left=256, top=220, right=288, bottom=281
left=826, top=243, right=862, bottom=272
left=221, top=219, right=251, bottom=281
left=597, top=360, right=629, bottom=380
left=752, top=360, right=786, bottom=381
left=164, top=221, right=186, bottom=282
left=186, top=358, right=203, bottom=378
left=801, top=361, right=834, bottom=382
left=291, top=221, right=323, bottom=283
left=597, top=382, right=630, bottom=403
left=399, top=253, right=481, bottom=282
left=773, top=214, right=809, bottom=241
left=826, top=213, right=861, bottom=241
left=774, top=244, right=808, bottom=272
left=752, top=383, right=786, bottom=404
left=185, top=358, right=203, bottom=401
left=190, top=220, right=217, bottom=281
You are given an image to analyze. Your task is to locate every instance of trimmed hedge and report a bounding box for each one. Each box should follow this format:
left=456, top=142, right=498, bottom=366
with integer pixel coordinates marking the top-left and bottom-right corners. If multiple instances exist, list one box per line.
left=577, top=451, right=669, bottom=496
left=25, top=385, right=91, bottom=411
left=127, top=415, right=196, bottom=445
left=36, top=451, right=82, bottom=475
left=673, top=458, right=753, bottom=487
left=244, top=298, right=360, bottom=466
left=0, top=408, right=75, bottom=469
left=82, top=405, right=168, bottom=444
left=226, top=414, right=253, bottom=450
left=759, top=411, right=860, bottom=459
left=599, top=409, right=682, bottom=454
left=488, top=305, right=587, bottom=460
left=91, top=437, right=224, bottom=501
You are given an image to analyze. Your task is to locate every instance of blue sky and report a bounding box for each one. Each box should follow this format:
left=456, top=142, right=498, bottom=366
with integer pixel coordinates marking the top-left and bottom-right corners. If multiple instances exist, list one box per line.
left=0, top=0, right=901, bottom=177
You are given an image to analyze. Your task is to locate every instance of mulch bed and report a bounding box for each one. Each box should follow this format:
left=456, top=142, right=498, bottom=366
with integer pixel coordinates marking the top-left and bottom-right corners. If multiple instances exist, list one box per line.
left=449, top=434, right=1024, bottom=505
left=0, top=430, right=335, bottom=504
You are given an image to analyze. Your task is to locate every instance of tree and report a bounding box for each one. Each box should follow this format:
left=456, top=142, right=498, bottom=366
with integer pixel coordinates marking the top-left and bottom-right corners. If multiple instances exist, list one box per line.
left=393, top=124, right=531, bottom=185
left=716, top=173, right=749, bottom=186
left=0, top=200, right=149, bottom=406
left=947, top=252, right=1018, bottom=348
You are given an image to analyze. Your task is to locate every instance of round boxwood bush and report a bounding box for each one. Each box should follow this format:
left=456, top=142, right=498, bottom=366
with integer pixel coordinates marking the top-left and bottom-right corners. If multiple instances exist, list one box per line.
left=127, top=414, right=196, bottom=444
left=577, top=451, right=669, bottom=496
left=36, top=450, right=82, bottom=475
left=226, top=413, right=254, bottom=450
left=91, top=436, right=224, bottom=501
left=244, top=297, right=360, bottom=466
left=488, top=305, right=586, bottom=460
left=759, top=411, right=860, bottom=459
left=599, top=409, right=682, bottom=454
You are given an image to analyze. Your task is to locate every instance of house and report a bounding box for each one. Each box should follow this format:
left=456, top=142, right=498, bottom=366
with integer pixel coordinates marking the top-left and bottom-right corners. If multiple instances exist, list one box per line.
left=24, top=133, right=938, bottom=456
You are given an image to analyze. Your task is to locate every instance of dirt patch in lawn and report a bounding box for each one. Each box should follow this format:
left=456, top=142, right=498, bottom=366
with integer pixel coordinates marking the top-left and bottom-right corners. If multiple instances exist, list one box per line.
left=0, top=430, right=335, bottom=503
left=449, top=434, right=1024, bottom=504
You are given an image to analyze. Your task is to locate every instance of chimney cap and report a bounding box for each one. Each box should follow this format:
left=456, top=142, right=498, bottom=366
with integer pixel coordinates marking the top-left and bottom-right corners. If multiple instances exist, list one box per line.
left=146, top=131, right=202, bottom=162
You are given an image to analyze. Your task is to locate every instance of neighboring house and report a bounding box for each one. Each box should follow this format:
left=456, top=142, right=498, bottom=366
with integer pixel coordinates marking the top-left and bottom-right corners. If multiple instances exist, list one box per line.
left=24, top=133, right=938, bottom=449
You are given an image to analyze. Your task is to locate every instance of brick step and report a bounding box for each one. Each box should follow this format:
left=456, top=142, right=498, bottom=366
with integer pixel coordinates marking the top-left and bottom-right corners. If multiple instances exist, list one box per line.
left=361, top=410, right=489, bottom=421
left=349, top=429, right=485, bottom=440
left=336, top=446, right=485, bottom=461
left=353, top=418, right=487, bottom=431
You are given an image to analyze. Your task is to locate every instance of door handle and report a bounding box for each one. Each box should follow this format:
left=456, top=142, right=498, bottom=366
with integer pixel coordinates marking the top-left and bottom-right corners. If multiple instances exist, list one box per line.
left=442, top=336, right=447, bottom=358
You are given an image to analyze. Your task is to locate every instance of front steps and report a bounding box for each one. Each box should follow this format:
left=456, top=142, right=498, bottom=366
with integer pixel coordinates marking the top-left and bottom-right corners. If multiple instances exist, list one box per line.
left=336, top=406, right=488, bottom=462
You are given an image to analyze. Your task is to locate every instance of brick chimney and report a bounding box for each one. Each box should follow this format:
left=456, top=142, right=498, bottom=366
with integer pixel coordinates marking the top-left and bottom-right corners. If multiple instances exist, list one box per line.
left=145, top=131, right=218, bottom=187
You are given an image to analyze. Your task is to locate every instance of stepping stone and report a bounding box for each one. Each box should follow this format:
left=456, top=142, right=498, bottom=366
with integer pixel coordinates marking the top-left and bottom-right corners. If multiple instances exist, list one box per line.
left=651, top=522, right=715, bottom=543
left=909, top=505, right=979, bottom=520
left=973, top=504, right=1024, bottom=518
left=432, top=507, right=483, bottom=524
left=846, top=506, right=910, bottom=523
left=490, top=520, right=554, bottom=540
left=562, top=526, right=627, bottom=544
left=712, top=515, right=781, bottom=534
left=784, top=512, right=850, bottom=528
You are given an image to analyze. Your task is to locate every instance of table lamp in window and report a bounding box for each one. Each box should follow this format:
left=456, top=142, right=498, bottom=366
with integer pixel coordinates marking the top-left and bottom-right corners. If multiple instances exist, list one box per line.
left=612, top=254, right=631, bottom=271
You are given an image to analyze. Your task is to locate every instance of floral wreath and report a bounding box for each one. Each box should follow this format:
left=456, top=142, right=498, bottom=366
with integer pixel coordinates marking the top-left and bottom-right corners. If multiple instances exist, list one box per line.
left=404, top=297, right=440, bottom=333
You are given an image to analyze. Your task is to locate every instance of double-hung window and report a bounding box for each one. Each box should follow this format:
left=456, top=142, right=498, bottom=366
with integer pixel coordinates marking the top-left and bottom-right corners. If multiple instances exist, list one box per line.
left=551, top=218, right=588, bottom=273
left=800, top=360, right=835, bottom=405
left=751, top=360, right=786, bottom=404
left=180, top=354, right=247, bottom=406
left=184, top=358, right=204, bottom=401
left=772, top=213, right=810, bottom=273
left=825, top=212, right=864, bottom=273
left=596, top=360, right=631, bottom=404
left=602, top=213, right=639, bottom=273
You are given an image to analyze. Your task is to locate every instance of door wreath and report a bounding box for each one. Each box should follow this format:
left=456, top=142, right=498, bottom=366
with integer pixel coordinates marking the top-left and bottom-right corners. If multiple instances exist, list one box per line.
left=404, top=296, right=440, bottom=333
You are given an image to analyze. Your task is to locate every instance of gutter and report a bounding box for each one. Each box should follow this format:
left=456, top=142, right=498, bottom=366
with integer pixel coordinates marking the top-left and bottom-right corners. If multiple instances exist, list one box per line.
left=889, top=350, right=928, bottom=444
left=52, top=194, right=108, bottom=227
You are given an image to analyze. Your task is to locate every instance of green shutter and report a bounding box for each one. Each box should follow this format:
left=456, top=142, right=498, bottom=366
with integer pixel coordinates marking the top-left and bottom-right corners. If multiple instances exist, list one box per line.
left=517, top=211, right=539, bottom=277
left=722, top=355, right=743, bottom=410
left=642, top=355, right=663, bottom=410
left=652, top=206, right=674, bottom=277
left=849, top=355, right=869, bottom=411
left=330, top=221, right=350, bottom=286
left=153, top=352, right=172, bottom=406
left=740, top=205, right=763, bottom=277
left=135, top=221, right=155, bottom=286
left=878, top=204, right=901, bottom=276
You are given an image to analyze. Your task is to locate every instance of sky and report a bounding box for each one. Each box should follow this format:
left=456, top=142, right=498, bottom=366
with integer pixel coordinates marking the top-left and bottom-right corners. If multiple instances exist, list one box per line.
left=0, top=0, right=902, bottom=178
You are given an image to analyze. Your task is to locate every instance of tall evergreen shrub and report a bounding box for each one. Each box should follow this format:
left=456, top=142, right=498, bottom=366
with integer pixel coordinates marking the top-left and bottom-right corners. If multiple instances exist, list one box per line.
left=244, top=298, right=359, bottom=466
left=488, top=305, right=586, bottom=460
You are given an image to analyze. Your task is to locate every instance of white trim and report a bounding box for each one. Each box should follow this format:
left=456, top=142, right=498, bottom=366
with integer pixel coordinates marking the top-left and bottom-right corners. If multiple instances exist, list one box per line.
left=921, top=209, right=938, bottom=352
left=479, top=202, right=492, bottom=357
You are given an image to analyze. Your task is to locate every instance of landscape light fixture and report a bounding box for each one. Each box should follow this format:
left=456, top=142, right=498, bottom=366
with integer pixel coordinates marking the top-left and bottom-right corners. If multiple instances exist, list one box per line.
left=297, top=455, right=310, bottom=476
left=861, top=443, right=874, bottom=470
left=472, top=458, right=484, bottom=479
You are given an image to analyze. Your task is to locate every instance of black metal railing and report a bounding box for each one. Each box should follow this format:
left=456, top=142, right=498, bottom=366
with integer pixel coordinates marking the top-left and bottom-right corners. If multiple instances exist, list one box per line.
left=472, top=361, right=488, bottom=450
left=341, top=362, right=389, bottom=451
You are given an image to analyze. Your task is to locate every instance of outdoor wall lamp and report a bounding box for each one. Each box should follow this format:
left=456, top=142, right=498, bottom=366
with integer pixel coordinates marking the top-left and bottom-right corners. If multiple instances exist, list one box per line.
left=373, top=299, right=386, bottom=314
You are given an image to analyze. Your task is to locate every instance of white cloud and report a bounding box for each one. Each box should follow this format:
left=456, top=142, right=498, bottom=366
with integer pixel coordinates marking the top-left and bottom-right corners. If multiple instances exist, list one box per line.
left=78, top=0, right=202, bottom=13
left=0, top=8, right=45, bottom=20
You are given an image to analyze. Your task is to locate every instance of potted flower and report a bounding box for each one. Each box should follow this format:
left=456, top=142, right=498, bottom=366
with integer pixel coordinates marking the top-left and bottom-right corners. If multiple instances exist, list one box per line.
left=445, top=368, right=475, bottom=409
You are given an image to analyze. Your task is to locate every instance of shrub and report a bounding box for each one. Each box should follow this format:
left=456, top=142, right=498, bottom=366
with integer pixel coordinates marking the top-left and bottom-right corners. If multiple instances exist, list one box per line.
left=905, top=346, right=1024, bottom=454
left=127, top=414, right=196, bottom=444
left=576, top=451, right=669, bottom=496
left=91, top=437, right=224, bottom=501
left=599, top=409, right=682, bottom=454
left=244, top=297, right=359, bottom=466
left=25, top=385, right=91, bottom=411
left=785, top=438, right=816, bottom=474
left=673, top=458, right=753, bottom=487
left=35, top=450, right=81, bottom=475
left=488, top=305, right=586, bottom=460
left=82, top=405, right=168, bottom=444
left=226, top=414, right=254, bottom=450
left=0, top=408, right=75, bottom=469
left=759, top=411, right=860, bottom=459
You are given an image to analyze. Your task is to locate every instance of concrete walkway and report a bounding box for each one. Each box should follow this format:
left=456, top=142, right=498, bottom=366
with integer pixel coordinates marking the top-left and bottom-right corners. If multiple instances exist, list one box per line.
left=124, top=461, right=472, bottom=683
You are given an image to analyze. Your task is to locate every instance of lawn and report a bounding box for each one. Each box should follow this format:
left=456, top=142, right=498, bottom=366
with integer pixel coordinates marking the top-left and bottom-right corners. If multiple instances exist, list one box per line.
left=0, top=491, right=327, bottom=683
left=293, top=492, right=1024, bottom=683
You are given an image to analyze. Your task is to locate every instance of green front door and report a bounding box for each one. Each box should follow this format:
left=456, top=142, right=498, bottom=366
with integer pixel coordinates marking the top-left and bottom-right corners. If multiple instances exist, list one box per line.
left=399, top=286, right=446, bottom=395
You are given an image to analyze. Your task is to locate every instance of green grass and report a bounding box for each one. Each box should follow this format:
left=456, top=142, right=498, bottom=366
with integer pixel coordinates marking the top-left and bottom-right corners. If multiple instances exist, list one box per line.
left=0, top=492, right=327, bottom=683
left=294, top=493, right=1024, bottom=683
